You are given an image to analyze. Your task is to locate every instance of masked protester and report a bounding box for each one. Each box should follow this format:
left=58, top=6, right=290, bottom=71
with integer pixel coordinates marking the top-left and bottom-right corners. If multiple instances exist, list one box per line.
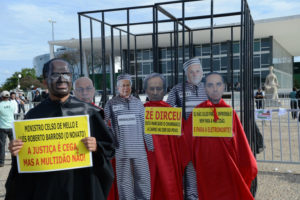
left=74, top=77, right=105, bottom=118
left=0, top=91, right=16, bottom=167
left=185, top=72, right=257, bottom=200
left=73, top=77, right=118, bottom=200
left=104, top=74, right=153, bottom=200
left=6, top=58, right=115, bottom=200
left=9, top=92, right=19, bottom=115
left=167, top=58, right=207, bottom=200
left=144, top=73, right=184, bottom=200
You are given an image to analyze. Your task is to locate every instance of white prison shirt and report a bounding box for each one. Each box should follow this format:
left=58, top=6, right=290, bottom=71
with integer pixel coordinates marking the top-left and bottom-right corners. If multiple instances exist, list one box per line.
left=104, top=95, right=153, bottom=158
left=167, top=81, right=208, bottom=119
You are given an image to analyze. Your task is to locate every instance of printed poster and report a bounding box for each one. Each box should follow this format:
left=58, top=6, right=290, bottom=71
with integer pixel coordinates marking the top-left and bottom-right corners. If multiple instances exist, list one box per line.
left=145, top=107, right=182, bottom=136
left=13, top=115, right=92, bottom=173
left=193, top=107, right=233, bottom=137
left=255, top=109, right=272, bottom=120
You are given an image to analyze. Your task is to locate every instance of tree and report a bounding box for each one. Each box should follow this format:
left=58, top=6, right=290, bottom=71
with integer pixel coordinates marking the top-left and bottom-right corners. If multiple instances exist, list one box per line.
left=294, top=79, right=300, bottom=89
left=20, top=76, right=44, bottom=90
left=0, top=68, right=44, bottom=91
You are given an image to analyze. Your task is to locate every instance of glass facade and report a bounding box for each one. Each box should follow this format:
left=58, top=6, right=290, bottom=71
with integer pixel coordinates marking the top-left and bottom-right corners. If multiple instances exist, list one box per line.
left=33, top=54, right=50, bottom=77
left=125, top=36, right=292, bottom=92
left=272, top=39, right=293, bottom=89
left=253, top=38, right=272, bottom=89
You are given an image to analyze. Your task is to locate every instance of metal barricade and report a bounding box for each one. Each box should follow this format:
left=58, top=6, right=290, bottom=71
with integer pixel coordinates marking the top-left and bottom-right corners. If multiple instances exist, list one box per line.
left=13, top=102, right=37, bottom=120
left=224, top=98, right=299, bottom=110
left=14, top=113, right=25, bottom=120
left=14, top=98, right=300, bottom=165
left=254, top=109, right=300, bottom=164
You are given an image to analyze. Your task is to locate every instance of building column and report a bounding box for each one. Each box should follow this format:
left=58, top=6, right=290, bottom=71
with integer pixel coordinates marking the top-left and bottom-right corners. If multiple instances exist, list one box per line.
left=49, top=44, right=55, bottom=59
left=82, top=49, right=89, bottom=77
left=110, top=55, right=114, bottom=95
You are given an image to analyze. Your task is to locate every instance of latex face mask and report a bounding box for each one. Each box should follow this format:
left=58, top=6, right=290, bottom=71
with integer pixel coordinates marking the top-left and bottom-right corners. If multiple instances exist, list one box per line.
left=74, top=78, right=95, bottom=103
left=187, top=64, right=203, bottom=85
left=205, top=74, right=225, bottom=104
left=117, top=80, right=131, bottom=98
left=146, top=77, right=164, bottom=101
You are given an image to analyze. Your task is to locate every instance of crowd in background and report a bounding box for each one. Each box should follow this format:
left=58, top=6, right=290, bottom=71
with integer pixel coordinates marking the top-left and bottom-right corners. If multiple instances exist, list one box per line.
left=0, top=89, right=49, bottom=119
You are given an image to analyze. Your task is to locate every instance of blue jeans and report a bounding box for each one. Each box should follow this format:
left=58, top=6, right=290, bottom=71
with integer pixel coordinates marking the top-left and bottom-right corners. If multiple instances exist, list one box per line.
left=0, top=128, right=13, bottom=165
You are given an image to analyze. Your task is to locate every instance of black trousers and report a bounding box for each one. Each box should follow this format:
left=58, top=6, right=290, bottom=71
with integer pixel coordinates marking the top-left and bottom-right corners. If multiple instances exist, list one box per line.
left=255, top=99, right=263, bottom=109
left=0, top=128, right=13, bottom=165
left=18, top=104, right=25, bottom=113
left=290, top=100, right=297, bottom=119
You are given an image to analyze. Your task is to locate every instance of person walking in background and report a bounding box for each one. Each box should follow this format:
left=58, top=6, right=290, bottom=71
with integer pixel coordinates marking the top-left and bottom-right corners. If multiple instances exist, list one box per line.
left=33, top=90, right=42, bottom=102
left=290, top=87, right=298, bottom=119
left=0, top=91, right=16, bottom=167
left=41, top=89, right=49, bottom=101
left=9, top=92, right=18, bottom=115
left=296, top=88, right=300, bottom=122
left=18, top=93, right=26, bottom=114
left=255, top=88, right=264, bottom=109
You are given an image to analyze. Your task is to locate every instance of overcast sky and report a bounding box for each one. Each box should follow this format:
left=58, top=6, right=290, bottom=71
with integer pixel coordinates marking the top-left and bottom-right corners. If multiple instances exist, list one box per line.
left=1, top=0, right=300, bottom=85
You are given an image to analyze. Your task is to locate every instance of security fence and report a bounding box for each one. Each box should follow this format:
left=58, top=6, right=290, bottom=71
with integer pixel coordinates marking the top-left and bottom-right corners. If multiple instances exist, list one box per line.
left=255, top=109, right=300, bottom=164
left=16, top=99, right=300, bottom=165
left=235, top=108, right=300, bottom=165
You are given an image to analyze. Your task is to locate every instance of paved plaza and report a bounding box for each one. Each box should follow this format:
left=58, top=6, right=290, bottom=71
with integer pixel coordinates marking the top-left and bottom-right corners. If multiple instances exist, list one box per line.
left=1, top=153, right=300, bottom=199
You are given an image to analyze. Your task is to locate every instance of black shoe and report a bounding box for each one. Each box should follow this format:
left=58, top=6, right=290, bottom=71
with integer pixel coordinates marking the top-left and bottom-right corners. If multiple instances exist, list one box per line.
left=0, top=164, right=4, bottom=167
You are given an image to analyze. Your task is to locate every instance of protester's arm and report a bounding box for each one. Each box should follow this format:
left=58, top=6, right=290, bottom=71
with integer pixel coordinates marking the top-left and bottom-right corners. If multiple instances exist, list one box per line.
left=104, top=101, right=118, bottom=147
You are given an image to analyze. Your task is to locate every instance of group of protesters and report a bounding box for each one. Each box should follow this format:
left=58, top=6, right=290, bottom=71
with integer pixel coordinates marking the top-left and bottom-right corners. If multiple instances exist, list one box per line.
left=4, top=58, right=257, bottom=200
left=0, top=91, right=35, bottom=167
left=0, top=91, right=26, bottom=115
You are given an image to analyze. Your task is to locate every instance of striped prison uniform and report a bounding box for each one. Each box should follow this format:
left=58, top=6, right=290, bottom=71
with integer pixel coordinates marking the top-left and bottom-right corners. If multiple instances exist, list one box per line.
left=104, top=95, right=153, bottom=200
left=167, top=81, right=207, bottom=200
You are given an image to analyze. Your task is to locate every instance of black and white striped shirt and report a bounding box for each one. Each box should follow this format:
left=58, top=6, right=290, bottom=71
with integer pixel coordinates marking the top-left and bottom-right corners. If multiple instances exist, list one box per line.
left=104, top=95, right=153, bottom=158
left=167, top=81, right=208, bottom=119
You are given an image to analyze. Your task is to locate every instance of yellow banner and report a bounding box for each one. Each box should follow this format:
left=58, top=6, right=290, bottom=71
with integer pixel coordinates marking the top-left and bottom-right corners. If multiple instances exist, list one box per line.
left=193, top=107, right=233, bottom=137
left=145, top=107, right=182, bottom=136
left=13, top=115, right=92, bottom=173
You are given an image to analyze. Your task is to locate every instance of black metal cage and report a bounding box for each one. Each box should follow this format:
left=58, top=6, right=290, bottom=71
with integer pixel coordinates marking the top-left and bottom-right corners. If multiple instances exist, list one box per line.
left=78, top=0, right=256, bottom=170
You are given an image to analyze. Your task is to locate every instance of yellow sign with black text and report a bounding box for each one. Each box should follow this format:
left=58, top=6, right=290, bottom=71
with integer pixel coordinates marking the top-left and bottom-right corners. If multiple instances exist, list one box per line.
left=13, top=115, right=92, bottom=173
left=145, top=107, right=182, bottom=136
left=192, top=107, right=233, bottom=137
